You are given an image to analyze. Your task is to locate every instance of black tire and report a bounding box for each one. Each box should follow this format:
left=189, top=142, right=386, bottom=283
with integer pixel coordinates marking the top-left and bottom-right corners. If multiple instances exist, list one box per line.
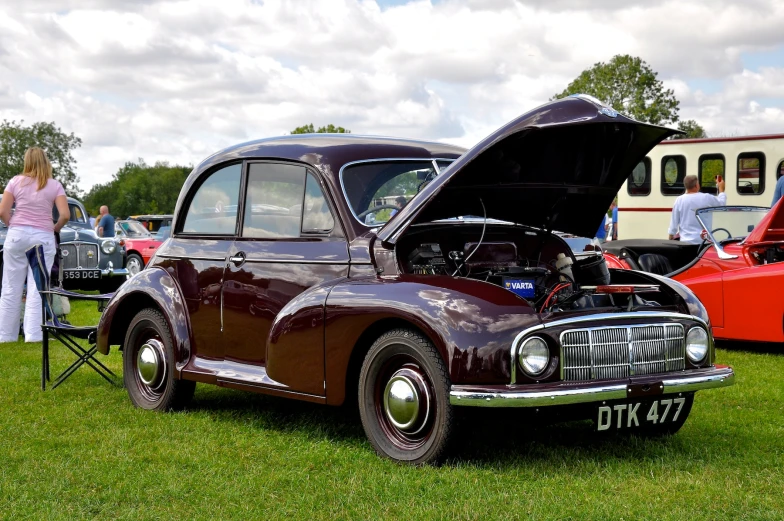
left=358, top=328, right=454, bottom=464
left=635, top=392, right=694, bottom=437
left=123, top=308, right=195, bottom=411
left=126, top=253, right=144, bottom=276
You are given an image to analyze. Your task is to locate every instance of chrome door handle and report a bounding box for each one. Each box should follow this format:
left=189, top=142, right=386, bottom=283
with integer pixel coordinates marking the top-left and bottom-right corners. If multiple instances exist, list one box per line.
left=229, top=252, right=246, bottom=267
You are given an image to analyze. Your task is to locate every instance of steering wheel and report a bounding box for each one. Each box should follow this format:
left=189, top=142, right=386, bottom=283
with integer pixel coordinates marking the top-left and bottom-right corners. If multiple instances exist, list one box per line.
left=357, top=204, right=399, bottom=219
left=711, top=227, right=732, bottom=240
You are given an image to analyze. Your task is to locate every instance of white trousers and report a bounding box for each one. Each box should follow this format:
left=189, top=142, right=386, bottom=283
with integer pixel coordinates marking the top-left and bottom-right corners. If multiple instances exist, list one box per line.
left=0, top=225, right=56, bottom=342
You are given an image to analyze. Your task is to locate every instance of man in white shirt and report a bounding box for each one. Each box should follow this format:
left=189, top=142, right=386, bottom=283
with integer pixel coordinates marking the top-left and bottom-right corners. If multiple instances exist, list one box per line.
left=668, top=174, right=726, bottom=243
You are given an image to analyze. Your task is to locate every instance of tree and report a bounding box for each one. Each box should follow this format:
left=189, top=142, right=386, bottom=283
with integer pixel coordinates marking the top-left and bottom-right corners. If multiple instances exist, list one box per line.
left=0, top=120, right=83, bottom=196
left=82, top=160, right=191, bottom=218
left=552, top=55, right=680, bottom=126
left=290, top=123, right=351, bottom=134
left=672, top=119, right=707, bottom=139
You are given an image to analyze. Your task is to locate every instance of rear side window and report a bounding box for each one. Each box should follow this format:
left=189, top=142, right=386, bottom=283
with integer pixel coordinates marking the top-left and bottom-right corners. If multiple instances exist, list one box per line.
left=698, top=154, right=724, bottom=195
left=661, top=155, right=687, bottom=195
left=627, top=158, right=651, bottom=196
left=737, top=152, right=765, bottom=195
left=302, top=173, right=335, bottom=234
left=242, top=163, right=307, bottom=239
left=182, top=163, right=242, bottom=235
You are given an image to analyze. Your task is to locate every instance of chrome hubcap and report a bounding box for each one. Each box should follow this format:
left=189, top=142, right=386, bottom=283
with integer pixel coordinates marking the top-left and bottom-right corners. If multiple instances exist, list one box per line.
left=128, top=258, right=141, bottom=275
left=137, top=339, right=165, bottom=388
left=383, top=368, right=431, bottom=434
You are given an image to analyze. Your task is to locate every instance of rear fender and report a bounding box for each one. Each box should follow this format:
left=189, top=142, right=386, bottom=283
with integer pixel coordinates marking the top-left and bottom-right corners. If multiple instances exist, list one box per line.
left=97, top=267, right=192, bottom=371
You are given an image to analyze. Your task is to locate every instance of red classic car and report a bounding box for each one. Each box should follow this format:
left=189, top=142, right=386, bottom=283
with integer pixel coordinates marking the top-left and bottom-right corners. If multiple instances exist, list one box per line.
left=603, top=202, right=784, bottom=344
left=115, top=220, right=164, bottom=276
left=95, top=95, right=734, bottom=464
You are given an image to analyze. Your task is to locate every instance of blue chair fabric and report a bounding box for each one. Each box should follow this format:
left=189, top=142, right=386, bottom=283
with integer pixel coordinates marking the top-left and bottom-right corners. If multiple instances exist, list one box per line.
left=25, top=244, right=119, bottom=390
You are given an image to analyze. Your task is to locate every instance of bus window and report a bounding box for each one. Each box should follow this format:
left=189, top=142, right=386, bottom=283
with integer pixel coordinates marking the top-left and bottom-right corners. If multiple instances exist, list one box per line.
left=698, top=154, right=724, bottom=195
left=737, top=152, right=765, bottom=195
left=627, top=158, right=651, bottom=196
left=661, top=155, right=686, bottom=195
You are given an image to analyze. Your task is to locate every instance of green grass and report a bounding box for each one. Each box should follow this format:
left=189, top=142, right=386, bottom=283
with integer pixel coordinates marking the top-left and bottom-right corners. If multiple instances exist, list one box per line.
left=1, top=300, right=783, bottom=520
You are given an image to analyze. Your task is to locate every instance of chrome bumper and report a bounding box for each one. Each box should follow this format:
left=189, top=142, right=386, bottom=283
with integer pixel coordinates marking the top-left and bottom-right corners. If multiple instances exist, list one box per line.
left=101, top=267, right=129, bottom=278
left=449, top=366, right=734, bottom=408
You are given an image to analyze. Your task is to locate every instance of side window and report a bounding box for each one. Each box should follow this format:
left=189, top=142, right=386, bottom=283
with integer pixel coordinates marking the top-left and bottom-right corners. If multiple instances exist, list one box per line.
left=182, top=163, right=242, bottom=234
left=661, top=155, right=687, bottom=195
left=302, top=173, right=335, bottom=234
left=698, top=154, right=724, bottom=195
left=737, top=152, right=765, bottom=195
left=70, top=204, right=86, bottom=223
left=242, top=163, right=306, bottom=239
left=627, top=158, right=651, bottom=196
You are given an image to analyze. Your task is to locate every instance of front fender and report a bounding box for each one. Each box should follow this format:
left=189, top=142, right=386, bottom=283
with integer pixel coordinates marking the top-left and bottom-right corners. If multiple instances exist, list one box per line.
left=324, top=275, right=540, bottom=405
left=97, top=267, right=193, bottom=370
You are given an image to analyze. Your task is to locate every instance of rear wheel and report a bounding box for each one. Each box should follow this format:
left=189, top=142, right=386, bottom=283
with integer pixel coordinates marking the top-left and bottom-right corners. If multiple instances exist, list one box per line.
left=358, top=329, right=453, bottom=464
left=123, top=308, right=195, bottom=411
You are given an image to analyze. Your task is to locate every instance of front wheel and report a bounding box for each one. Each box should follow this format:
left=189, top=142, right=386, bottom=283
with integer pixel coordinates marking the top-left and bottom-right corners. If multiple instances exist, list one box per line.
left=126, top=253, right=144, bottom=276
left=358, top=329, right=454, bottom=464
left=123, top=308, right=195, bottom=411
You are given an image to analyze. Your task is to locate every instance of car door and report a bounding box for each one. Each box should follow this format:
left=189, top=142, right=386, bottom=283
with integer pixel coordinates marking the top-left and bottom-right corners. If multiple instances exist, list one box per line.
left=156, top=162, right=243, bottom=362
left=221, top=162, right=349, bottom=394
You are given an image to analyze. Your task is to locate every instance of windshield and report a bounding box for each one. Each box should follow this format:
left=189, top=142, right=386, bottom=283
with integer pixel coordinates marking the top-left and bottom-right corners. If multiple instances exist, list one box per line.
left=119, top=220, right=152, bottom=237
left=153, top=226, right=171, bottom=241
left=696, top=206, right=769, bottom=243
left=340, top=159, right=452, bottom=226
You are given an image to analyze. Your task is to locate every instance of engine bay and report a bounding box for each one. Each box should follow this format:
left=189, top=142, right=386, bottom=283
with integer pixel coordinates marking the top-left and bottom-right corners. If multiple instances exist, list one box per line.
left=399, top=224, right=670, bottom=313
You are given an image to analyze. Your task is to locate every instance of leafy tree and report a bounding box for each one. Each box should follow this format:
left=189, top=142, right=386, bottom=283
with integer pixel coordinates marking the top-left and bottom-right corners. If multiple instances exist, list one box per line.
left=0, top=120, right=83, bottom=196
left=290, top=123, right=351, bottom=134
left=672, top=119, right=707, bottom=139
left=552, top=55, right=680, bottom=126
left=82, top=160, right=191, bottom=218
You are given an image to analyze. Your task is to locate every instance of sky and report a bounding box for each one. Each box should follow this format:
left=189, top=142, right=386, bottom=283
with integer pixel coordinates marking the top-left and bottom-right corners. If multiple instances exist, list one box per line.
left=0, top=0, right=783, bottom=192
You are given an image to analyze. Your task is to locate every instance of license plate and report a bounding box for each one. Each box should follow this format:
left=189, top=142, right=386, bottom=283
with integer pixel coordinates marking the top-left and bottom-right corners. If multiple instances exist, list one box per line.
left=596, top=397, right=687, bottom=431
left=63, top=269, right=101, bottom=280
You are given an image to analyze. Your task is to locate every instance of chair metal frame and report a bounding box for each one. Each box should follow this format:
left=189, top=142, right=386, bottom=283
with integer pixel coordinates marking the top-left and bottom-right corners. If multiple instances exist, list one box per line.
left=26, top=244, right=120, bottom=390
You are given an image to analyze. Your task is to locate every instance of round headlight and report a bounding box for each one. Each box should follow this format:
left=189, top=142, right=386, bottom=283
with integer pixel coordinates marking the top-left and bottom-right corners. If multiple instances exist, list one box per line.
left=518, top=337, right=550, bottom=376
left=686, top=327, right=709, bottom=363
left=101, top=240, right=116, bottom=254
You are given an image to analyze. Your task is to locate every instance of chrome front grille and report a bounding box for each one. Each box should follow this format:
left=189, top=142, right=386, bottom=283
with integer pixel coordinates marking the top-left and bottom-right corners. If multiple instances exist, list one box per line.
left=60, top=242, right=99, bottom=269
left=560, top=324, right=686, bottom=382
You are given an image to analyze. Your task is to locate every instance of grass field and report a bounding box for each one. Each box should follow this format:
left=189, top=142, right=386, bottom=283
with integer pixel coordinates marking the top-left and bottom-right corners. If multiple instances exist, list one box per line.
left=0, top=300, right=783, bottom=520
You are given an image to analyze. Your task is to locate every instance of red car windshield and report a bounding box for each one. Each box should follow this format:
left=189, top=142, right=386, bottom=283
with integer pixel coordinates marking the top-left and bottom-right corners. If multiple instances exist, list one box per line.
left=119, top=220, right=152, bottom=238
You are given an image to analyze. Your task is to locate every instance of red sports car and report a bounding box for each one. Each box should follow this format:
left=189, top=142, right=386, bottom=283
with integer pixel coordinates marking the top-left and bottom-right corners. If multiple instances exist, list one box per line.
left=115, top=220, right=163, bottom=276
left=603, top=201, right=784, bottom=343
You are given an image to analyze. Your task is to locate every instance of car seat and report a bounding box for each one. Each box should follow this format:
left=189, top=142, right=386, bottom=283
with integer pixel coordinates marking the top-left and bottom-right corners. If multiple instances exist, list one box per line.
left=637, top=253, right=674, bottom=276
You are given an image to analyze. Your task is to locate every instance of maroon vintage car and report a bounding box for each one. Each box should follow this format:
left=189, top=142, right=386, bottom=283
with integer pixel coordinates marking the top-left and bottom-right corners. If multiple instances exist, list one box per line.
left=96, top=95, right=734, bottom=464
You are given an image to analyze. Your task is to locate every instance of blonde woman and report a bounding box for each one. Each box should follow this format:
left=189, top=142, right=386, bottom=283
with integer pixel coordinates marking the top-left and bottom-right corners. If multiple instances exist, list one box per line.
left=0, top=147, right=69, bottom=342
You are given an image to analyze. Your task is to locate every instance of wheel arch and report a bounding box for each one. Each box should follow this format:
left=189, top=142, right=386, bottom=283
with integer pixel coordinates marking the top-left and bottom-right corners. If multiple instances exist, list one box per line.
left=96, top=267, right=193, bottom=373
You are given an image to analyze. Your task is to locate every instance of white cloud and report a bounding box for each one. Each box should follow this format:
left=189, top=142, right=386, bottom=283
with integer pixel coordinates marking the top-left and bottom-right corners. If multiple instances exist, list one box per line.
left=0, top=0, right=782, bottom=191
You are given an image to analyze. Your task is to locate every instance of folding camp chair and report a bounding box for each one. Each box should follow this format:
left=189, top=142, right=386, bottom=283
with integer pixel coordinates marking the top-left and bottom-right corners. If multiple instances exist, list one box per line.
left=25, top=243, right=120, bottom=390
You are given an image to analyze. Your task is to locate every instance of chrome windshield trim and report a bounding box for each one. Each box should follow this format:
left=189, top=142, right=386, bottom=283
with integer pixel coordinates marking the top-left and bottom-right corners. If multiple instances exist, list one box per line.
left=695, top=205, right=769, bottom=259
left=509, top=312, right=706, bottom=384
left=338, top=157, right=456, bottom=227
left=450, top=366, right=735, bottom=408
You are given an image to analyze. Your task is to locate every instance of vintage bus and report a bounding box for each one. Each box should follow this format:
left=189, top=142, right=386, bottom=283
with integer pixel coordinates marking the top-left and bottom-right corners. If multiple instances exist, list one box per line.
left=618, top=134, right=784, bottom=239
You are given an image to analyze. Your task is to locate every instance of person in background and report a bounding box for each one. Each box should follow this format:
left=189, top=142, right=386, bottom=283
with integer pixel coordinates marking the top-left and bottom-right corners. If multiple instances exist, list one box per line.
left=390, top=196, right=407, bottom=217
left=772, top=174, right=784, bottom=207
left=96, top=205, right=115, bottom=237
left=0, top=147, right=69, bottom=342
left=668, top=174, right=726, bottom=244
left=594, top=212, right=608, bottom=243
left=611, top=200, right=618, bottom=240
left=88, top=214, right=96, bottom=228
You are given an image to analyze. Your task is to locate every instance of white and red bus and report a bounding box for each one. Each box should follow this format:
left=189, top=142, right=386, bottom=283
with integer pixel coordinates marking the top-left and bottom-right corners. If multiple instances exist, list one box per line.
left=618, top=134, right=784, bottom=239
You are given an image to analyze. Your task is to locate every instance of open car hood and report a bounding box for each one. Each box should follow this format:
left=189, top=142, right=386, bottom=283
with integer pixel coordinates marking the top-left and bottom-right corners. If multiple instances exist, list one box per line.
left=377, top=95, right=679, bottom=244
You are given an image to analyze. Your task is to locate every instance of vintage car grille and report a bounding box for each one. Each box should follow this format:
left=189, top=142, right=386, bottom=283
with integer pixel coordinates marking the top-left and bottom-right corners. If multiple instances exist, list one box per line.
left=60, top=242, right=99, bottom=269
left=560, top=324, right=686, bottom=381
